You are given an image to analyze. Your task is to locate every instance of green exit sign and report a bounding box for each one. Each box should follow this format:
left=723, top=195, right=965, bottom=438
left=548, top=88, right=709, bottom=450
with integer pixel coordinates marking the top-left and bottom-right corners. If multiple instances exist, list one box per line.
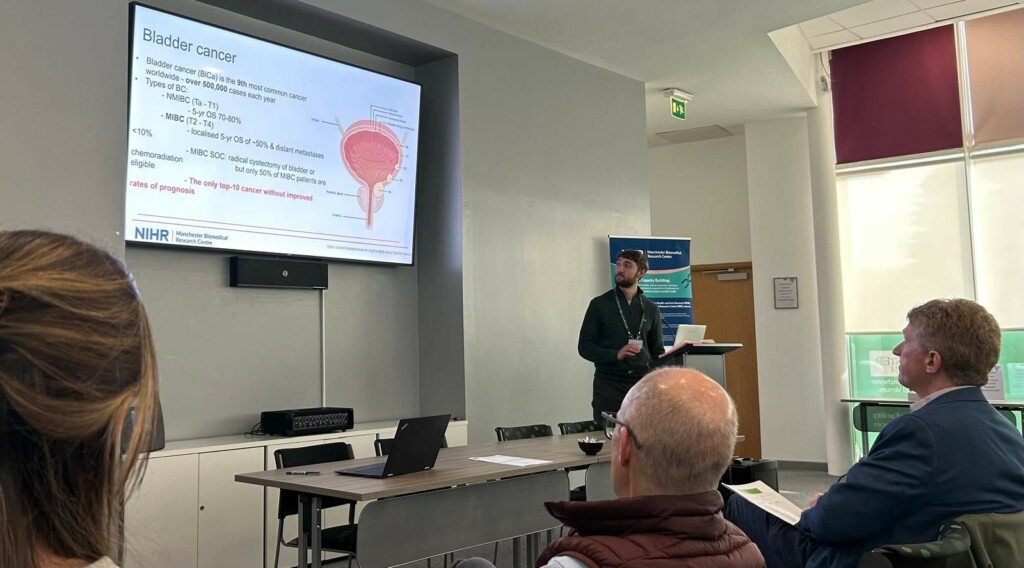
left=670, top=97, right=686, bottom=120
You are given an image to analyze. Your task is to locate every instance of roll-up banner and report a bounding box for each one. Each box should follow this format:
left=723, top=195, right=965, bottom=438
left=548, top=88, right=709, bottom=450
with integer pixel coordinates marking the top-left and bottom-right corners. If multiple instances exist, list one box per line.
left=609, top=236, right=693, bottom=348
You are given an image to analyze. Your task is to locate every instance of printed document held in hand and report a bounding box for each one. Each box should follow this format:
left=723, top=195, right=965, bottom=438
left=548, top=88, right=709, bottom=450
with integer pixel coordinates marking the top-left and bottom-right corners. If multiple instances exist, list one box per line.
left=722, top=481, right=804, bottom=525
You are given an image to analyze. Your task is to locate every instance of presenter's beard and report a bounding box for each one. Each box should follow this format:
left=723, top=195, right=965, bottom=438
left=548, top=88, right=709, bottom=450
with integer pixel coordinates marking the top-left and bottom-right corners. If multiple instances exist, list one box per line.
left=616, top=273, right=639, bottom=287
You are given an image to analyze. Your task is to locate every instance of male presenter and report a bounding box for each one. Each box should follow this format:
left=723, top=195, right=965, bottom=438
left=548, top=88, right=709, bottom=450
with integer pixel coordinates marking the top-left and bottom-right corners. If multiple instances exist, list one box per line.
left=578, top=249, right=664, bottom=421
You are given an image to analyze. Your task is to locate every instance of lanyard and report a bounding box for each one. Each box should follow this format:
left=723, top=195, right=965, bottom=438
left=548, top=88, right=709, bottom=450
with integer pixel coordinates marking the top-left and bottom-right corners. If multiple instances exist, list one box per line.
left=614, top=292, right=646, bottom=341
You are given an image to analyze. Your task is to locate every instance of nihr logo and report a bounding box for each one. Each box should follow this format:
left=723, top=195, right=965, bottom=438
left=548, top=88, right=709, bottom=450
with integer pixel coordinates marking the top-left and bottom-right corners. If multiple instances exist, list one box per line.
left=135, top=227, right=169, bottom=242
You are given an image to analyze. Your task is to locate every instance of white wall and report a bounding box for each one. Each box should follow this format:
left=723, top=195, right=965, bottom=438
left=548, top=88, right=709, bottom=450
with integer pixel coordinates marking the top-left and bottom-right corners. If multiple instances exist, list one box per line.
left=745, top=117, right=827, bottom=462
left=807, top=78, right=854, bottom=473
left=648, top=136, right=751, bottom=264
left=649, top=130, right=830, bottom=463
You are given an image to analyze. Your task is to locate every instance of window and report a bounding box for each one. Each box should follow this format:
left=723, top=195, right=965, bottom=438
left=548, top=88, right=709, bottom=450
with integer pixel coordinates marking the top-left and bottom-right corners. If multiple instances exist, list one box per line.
left=837, top=161, right=972, bottom=333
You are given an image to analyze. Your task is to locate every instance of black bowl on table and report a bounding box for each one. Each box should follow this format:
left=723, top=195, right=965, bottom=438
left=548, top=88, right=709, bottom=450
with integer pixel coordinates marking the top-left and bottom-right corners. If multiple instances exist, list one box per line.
left=577, top=438, right=604, bottom=456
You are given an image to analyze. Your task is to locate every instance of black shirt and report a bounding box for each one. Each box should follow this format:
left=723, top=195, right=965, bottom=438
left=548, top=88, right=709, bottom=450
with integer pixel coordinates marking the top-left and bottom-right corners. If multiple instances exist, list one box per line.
left=578, top=287, right=665, bottom=382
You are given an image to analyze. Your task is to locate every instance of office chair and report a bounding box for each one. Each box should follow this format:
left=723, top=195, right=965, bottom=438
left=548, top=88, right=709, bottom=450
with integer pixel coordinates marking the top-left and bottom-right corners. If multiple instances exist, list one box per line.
left=556, top=419, right=603, bottom=501
left=956, top=511, right=1024, bottom=567
left=273, top=442, right=359, bottom=568
left=557, top=419, right=602, bottom=435
left=857, top=518, right=973, bottom=568
left=494, top=424, right=553, bottom=441
left=492, top=425, right=557, bottom=562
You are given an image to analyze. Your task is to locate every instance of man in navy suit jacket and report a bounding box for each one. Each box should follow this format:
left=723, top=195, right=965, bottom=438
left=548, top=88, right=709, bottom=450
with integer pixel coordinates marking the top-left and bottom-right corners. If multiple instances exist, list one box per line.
left=725, top=298, right=1024, bottom=568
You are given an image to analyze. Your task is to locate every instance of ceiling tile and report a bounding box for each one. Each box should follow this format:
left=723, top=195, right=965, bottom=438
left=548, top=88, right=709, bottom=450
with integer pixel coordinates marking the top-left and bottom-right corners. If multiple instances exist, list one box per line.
left=799, top=16, right=844, bottom=37
left=831, top=0, right=920, bottom=27
left=909, top=0, right=962, bottom=9
left=850, top=11, right=936, bottom=38
left=808, top=28, right=862, bottom=49
left=925, top=0, right=1018, bottom=20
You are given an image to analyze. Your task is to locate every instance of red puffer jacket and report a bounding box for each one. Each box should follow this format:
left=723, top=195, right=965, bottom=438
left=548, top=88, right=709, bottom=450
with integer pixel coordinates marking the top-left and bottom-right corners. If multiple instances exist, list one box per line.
left=536, top=491, right=765, bottom=568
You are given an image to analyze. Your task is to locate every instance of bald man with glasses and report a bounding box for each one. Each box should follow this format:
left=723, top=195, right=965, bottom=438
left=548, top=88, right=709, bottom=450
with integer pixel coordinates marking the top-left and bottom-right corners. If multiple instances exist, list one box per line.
left=535, top=367, right=765, bottom=568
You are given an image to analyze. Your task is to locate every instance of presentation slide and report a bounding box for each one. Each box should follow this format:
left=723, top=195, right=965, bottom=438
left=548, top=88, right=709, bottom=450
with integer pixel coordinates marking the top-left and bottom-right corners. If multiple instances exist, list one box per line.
left=125, top=5, right=421, bottom=265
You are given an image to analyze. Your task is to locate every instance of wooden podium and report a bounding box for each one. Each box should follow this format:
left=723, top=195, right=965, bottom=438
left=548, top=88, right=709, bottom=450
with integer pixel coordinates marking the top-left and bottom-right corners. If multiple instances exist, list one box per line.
left=652, top=342, right=742, bottom=389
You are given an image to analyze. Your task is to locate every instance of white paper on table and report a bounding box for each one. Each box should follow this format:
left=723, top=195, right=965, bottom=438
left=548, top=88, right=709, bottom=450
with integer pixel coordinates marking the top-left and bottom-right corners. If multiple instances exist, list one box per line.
left=722, top=481, right=804, bottom=526
left=468, top=455, right=553, bottom=467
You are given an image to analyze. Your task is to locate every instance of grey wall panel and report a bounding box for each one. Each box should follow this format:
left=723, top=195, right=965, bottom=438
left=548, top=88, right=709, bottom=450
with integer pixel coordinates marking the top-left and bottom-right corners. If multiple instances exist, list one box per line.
left=451, top=27, right=650, bottom=443
left=323, top=262, right=420, bottom=422
left=415, top=56, right=466, bottom=420
left=126, top=248, right=322, bottom=440
left=0, top=0, right=128, bottom=254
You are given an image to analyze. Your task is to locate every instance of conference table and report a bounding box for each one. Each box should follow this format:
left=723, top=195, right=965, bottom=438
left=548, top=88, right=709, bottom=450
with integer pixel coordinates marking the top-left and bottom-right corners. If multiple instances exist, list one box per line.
left=236, top=433, right=612, bottom=568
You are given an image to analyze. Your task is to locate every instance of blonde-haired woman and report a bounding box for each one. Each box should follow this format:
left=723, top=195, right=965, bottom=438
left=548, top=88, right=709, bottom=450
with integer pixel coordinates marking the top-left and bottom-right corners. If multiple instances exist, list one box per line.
left=0, top=230, right=158, bottom=568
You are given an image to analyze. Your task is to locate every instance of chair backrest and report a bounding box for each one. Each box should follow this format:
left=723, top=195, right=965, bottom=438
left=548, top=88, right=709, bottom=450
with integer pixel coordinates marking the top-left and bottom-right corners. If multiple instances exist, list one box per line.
left=374, top=436, right=448, bottom=457
left=955, top=510, right=1024, bottom=568
left=495, top=424, right=553, bottom=441
left=274, top=442, right=355, bottom=520
left=557, top=419, right=602, bottom=435
left=374, top=437, right=393, bottom=457
left=857, top=517, right=973, bottom=568
left=852, top=406, right=1017, bottom=432
left=852, top=404, right=910, bottom=432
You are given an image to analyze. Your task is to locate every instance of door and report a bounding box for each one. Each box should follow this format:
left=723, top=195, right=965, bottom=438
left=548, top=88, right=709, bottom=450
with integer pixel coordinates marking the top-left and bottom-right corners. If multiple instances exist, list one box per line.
left=691, top=262, right=762, bottom=459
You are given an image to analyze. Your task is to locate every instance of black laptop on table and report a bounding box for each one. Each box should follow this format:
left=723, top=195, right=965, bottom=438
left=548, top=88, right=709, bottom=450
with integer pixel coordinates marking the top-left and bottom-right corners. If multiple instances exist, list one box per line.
left=335, top=414, right=451, bottom=479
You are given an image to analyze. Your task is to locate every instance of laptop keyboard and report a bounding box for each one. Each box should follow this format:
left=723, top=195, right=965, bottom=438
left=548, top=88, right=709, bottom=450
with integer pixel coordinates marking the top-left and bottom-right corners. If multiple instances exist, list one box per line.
left=337, top=462, right=386, bottom=476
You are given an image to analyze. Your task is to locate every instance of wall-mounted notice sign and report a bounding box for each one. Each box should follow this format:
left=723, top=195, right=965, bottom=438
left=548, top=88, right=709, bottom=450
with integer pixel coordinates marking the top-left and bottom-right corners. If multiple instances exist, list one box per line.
left=773, top=277, right=798, bottom=309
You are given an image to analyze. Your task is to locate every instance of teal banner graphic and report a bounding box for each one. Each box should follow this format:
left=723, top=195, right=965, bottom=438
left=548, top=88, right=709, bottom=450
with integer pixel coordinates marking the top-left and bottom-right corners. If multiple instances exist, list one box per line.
left=609, top=236, right=692, bottom=347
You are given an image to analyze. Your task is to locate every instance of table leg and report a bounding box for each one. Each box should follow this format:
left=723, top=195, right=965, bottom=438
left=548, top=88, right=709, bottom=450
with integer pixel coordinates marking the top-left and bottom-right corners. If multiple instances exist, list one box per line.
left=513, top=536, right=521, bottom=568
left=298, top=495, right=309, bottom=568
left=311, top=495, right=322, bottom=568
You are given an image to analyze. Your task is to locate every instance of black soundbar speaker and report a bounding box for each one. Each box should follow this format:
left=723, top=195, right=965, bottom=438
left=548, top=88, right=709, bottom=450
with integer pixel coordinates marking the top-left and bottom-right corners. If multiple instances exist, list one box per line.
left=229, top=256, right=328, bottom=289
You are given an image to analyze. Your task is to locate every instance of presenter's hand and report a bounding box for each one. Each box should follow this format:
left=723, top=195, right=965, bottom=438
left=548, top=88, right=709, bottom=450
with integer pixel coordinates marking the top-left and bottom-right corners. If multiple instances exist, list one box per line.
left=808, top=492, right=824, bottom=509
left=617, top=343, right=641, bottom=360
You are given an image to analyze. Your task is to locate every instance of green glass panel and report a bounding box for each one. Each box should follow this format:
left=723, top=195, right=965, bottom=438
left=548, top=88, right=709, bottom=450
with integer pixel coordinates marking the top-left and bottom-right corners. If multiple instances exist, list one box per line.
left=848, top=334, right=907, bottom=398
left=848, top=332, right=1024, bottom=458
left=1000, top=331, right=1024, bottom=400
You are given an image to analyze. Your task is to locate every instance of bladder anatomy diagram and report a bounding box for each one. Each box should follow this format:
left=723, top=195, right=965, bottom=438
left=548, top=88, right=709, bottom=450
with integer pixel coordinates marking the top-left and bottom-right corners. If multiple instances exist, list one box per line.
left=338, top=119, right=404, bottom=229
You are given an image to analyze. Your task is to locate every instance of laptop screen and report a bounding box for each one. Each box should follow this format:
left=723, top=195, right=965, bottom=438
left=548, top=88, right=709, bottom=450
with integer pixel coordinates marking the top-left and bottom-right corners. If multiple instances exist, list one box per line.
left=384, top=414, right=451, bottom=475
left=672, top=324, right=706, bottom=347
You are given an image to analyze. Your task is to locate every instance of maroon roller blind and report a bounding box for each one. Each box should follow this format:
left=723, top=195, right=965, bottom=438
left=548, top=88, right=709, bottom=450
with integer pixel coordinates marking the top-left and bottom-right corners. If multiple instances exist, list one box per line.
left=966, top=9, right=1024, bottom=145
left=831, top=25, right=962, bottom=164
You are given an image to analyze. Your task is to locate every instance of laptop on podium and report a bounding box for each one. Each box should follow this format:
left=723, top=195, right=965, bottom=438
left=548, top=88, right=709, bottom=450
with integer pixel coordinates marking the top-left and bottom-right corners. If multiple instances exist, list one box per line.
left=335, top=414, right=451, bottom=479
left=672, top=324, right=707, bottom=347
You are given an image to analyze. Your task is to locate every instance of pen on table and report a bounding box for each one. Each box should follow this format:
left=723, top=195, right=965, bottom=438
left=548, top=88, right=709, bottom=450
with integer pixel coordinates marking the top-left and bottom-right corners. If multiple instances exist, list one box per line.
left=285, top=471, right=321, bottom=476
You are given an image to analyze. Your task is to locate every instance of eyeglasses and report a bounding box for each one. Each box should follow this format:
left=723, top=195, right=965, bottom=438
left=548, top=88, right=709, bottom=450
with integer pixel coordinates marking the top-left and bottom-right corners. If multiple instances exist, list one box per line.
left=601, top=411, right=644, bottom=450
